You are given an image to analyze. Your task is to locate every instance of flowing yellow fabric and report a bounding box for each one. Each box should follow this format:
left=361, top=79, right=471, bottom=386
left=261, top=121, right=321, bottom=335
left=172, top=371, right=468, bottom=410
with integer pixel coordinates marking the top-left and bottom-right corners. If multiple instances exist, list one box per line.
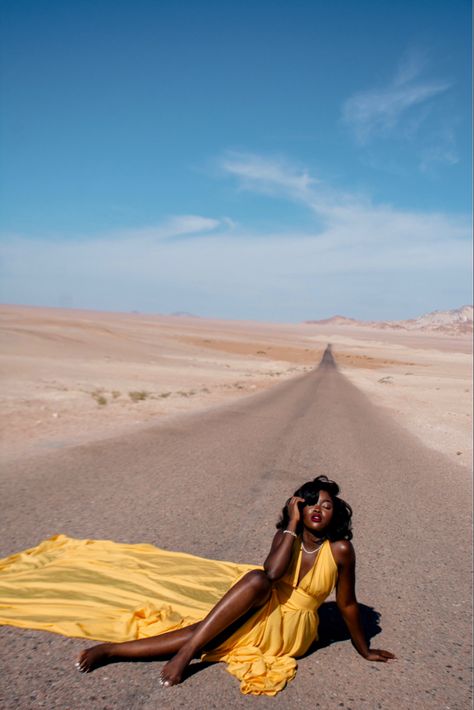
left=0, top=534, right=337, bottom=696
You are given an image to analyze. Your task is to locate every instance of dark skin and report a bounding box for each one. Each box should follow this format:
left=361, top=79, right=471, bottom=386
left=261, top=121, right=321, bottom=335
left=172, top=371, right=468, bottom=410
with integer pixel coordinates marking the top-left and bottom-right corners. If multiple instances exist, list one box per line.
left=77, top=491, right=395, bottom=683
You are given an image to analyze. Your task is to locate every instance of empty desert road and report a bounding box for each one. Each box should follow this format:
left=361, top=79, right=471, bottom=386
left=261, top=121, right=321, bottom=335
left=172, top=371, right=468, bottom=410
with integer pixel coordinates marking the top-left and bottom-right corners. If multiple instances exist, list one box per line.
left=1, top=348, right=472, bottom=709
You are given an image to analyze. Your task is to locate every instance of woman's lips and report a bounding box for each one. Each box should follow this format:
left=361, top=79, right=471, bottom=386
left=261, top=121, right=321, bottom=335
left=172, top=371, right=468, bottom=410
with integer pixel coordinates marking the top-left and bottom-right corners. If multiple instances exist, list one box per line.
left=311, top=515, right=321, bottom=522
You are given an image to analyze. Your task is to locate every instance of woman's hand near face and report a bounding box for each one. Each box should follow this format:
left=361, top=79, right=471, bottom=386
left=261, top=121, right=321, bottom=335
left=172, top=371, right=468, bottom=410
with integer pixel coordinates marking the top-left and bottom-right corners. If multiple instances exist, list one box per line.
left=286, top=496, right=305, bottom=525
left=262, top=496, right=305, bottom=581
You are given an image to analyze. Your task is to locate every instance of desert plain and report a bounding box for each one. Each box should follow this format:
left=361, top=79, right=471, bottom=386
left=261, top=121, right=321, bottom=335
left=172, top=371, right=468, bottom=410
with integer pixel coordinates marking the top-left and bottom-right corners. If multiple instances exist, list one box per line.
left=1, top=304, right=471, bottom=469
left=0, top=303, right=472, bottom=710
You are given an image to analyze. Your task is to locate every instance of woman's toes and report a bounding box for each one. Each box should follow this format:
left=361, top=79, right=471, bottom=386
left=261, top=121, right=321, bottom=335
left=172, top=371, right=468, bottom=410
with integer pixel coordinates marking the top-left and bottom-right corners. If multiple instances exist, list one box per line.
left=76, top=644, right=110, bottom=673
left=76, top=653, right=89, bottom=672
left=159, top=668, right=181, bottom=687
left=159, top=672, right=172, bottom=687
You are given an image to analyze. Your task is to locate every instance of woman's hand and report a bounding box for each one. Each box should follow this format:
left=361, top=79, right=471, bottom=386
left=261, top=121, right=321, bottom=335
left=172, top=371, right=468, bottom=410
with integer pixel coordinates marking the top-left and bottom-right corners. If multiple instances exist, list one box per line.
left=364, top=649, right=396, bottom=662
left=286, top=496, right=305, bottom=525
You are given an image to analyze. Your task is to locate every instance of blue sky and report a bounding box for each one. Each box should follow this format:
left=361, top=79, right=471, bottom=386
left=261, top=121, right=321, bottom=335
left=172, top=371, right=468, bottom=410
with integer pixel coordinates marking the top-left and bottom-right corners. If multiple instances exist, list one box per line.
left=0, top=0, right=471, bottom=321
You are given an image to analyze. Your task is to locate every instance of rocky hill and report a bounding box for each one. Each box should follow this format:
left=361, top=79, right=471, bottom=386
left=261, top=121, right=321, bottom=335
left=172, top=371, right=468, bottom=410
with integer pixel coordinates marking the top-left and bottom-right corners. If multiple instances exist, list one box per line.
left=305, top=306, right=473, bottom=335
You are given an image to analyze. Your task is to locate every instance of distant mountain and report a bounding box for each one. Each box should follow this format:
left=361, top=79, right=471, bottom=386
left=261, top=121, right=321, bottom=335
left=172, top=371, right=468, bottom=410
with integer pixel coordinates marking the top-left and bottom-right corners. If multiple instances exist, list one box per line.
left=305, top=306, right=473, bottom=335
left=401, top=305, right=472, bottom=332
left=307, top=315, right=359, bottom=326
left=169, top=311, right=200, bottom=318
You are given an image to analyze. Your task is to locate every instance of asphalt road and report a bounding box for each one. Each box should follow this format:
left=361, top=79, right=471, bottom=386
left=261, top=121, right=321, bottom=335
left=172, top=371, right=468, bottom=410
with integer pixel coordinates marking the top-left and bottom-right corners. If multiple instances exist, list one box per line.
left=1, top=348, right=472, bottom=709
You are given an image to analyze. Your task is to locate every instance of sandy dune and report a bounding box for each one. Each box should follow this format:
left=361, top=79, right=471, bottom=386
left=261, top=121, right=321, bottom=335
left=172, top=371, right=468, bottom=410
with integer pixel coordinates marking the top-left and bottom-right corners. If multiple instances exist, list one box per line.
left=0, top=305, right=471, bottom=469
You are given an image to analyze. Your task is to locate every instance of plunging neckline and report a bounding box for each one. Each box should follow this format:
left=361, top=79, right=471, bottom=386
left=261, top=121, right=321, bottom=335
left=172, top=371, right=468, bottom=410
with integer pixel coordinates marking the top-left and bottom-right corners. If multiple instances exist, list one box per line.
left=295, top=538, right=329, bottom=587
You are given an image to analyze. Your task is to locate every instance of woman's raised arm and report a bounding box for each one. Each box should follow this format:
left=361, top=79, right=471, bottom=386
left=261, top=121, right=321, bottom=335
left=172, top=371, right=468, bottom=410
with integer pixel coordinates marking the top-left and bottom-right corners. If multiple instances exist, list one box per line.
left=263, top=496, right=304, bottom=581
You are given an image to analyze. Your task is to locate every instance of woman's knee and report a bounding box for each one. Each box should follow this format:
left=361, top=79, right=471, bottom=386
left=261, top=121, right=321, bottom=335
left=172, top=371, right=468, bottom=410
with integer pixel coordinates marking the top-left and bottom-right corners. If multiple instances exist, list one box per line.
left=244, top=569, right=272, bottom=595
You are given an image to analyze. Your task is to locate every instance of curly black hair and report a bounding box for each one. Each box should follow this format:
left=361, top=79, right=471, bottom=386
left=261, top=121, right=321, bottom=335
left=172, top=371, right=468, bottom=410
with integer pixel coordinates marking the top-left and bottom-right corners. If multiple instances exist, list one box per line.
left=276, top=475, right=353, bottom=541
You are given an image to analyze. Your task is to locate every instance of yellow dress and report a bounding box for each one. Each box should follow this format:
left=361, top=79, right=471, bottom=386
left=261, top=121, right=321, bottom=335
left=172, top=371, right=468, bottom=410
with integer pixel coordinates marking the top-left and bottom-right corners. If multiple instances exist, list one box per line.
left=0, top=534, right=338, bottom=696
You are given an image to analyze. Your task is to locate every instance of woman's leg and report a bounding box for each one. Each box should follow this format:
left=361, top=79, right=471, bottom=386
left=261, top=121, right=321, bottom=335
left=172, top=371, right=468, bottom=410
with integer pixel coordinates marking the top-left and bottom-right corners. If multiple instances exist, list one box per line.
left=160, top=569, right=272, bottom=686
left=78, top=569, right=272, bottom=677
left=78, top=623, right=200, bottom=672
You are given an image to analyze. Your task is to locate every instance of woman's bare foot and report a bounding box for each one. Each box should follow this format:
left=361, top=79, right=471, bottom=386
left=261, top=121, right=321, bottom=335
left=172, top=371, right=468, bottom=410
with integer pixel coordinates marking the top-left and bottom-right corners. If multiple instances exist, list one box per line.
left=76, top=643, right=113, bottom=673
left=159, top=645, right=195, bottom=687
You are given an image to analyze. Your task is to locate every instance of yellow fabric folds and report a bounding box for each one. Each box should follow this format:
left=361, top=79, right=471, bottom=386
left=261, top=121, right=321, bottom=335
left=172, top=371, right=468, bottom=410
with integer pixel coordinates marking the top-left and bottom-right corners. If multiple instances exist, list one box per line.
left=0, top=535, right=255, bottom=641
left=0, top=534, right=337, bottom=696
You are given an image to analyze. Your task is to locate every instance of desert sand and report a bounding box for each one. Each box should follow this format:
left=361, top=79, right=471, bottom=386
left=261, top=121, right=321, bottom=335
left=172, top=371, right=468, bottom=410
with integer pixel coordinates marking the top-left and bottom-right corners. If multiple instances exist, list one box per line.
left=0, top=304, right=472, bottom=469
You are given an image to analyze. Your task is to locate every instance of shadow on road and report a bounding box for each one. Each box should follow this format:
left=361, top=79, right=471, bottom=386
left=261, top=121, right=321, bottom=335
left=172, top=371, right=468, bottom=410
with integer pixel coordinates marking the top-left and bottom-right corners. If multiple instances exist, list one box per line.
left=308, top=601, right=382, bottom=653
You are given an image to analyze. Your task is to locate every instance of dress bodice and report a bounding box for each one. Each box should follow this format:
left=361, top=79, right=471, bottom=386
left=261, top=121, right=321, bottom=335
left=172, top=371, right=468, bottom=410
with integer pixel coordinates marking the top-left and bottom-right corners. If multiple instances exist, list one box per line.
left=276, top=538, right=338, bottom=612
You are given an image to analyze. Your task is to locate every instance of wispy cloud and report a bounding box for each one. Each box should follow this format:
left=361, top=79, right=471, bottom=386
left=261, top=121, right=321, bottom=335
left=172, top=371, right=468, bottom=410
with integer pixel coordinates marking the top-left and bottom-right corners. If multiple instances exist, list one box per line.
left=220, top=152, right=316, bottom=201
left=115, top=214, right=225, bottom=241
left=219, top=151, right=357, bottom=219
left=393, top=48, right=429, bottom=87
left=218, top=151, right=469, bottom=249
left=1, top=155, right=470, bottom=320
left=59, top=214, right=230, bottom=246
left=419, top=127, right=459, bottom=173
left=342, top=50, right=451, bottom=144
left=157, top=214, right=222, bottom=238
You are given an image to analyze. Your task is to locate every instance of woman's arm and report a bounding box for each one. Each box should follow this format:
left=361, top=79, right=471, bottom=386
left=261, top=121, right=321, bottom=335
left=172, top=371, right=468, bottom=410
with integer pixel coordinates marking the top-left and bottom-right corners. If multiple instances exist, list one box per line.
left=263, top=496, right=304, bottom=581
left=334, top=541, right=395, bottom=662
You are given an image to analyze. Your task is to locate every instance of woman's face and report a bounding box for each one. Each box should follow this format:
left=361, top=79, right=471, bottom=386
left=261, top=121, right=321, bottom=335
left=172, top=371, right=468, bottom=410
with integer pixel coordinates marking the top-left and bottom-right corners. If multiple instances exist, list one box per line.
left=301, top=490, right=334, bottom=534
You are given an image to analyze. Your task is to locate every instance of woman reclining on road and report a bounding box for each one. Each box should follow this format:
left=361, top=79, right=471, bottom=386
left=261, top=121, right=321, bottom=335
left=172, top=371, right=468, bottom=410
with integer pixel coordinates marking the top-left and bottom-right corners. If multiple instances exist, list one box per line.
left=76, top=475, right=395, bottom=695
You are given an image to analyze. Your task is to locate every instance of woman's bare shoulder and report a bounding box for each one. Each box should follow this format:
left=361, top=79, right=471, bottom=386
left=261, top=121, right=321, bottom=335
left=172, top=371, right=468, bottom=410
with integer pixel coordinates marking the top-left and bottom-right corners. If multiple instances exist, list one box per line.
left=329, top=539, right=355, bottom=565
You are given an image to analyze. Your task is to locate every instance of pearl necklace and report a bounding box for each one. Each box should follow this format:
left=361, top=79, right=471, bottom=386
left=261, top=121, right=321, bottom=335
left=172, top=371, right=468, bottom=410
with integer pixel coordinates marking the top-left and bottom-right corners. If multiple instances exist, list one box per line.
left=301, top=539, right=325, bottom=554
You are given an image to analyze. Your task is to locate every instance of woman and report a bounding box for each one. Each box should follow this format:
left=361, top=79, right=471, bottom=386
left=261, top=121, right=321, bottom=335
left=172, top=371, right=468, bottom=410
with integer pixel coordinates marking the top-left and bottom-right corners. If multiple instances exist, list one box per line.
left=76, top=475, right=394, bottom=694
